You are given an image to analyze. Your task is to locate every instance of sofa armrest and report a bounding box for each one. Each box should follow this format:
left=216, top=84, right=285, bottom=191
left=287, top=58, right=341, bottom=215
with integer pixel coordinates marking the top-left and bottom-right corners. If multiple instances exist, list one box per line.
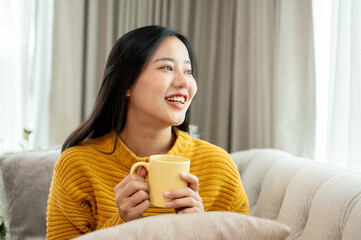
left=231, top=148, right=361, bottom=239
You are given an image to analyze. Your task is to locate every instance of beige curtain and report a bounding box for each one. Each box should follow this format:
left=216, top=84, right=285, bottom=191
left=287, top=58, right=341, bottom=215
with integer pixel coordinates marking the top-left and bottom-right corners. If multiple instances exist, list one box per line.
left=50, top=0, right=315, bottom=158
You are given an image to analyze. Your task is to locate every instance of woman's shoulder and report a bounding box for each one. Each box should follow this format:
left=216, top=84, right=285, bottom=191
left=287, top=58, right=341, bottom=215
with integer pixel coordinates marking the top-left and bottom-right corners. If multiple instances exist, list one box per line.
left=55, top=132, right=116, bottom=170
left=190, top=138, right=231, bottom=159
left=187, top=140, right=238, bottom=174
left=54, top=146, right=94, bottom=174
left=176, top=128, right=229, bottom=155
left=189, top=138, right=240, bottom=184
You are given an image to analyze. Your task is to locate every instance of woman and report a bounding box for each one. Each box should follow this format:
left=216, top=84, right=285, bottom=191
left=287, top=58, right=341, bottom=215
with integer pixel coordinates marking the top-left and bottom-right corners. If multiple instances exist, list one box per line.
left=46, top=25, right=249, bottom=240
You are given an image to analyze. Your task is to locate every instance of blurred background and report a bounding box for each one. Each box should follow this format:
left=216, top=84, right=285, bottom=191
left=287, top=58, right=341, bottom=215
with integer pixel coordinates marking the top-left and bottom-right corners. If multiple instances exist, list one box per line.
left=0, top=0, right=360, bottom=172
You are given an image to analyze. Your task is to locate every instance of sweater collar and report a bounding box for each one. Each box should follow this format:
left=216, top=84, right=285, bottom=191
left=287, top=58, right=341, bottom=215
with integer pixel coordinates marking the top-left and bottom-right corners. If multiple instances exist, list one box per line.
left=112, top=127, right=192, bottom=168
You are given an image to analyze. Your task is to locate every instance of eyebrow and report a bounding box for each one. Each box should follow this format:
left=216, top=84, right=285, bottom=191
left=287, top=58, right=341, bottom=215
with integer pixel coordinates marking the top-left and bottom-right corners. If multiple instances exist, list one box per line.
left=153, top=57, right=191, bottom=65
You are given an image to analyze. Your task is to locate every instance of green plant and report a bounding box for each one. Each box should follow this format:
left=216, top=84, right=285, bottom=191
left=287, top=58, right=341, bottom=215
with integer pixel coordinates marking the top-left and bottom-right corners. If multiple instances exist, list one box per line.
left=23, top=128, right=32, bottom=141
left=0, top=216, right=6, bottom=239
left=19, top=128, right=32, bottom=150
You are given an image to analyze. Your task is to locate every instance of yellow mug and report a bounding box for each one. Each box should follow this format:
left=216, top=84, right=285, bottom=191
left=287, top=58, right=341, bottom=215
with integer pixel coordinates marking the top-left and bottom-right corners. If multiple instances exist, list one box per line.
left=130, top=155, right=190, bottom=208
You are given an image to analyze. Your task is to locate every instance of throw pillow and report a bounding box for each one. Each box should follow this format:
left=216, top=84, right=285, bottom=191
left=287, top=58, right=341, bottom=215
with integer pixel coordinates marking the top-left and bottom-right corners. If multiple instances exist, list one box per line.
left=0, top=149, right=60, bottom=240
left=73, top=211, right=290, bottom=240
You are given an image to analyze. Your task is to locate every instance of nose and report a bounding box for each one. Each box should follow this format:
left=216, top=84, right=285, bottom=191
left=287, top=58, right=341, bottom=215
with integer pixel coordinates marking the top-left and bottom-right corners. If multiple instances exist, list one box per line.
left=173, top=70, right=189, bottom=89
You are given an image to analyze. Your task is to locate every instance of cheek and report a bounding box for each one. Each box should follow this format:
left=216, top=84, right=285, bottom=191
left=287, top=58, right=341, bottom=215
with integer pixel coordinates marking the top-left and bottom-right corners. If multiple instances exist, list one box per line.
left=189, top=80, right=198, bottom=100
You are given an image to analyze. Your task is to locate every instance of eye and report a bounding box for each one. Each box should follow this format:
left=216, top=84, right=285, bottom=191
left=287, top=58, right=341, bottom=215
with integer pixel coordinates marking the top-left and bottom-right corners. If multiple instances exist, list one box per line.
left=185, top=69, right=193, bottom=75
left=161, top=66, right=173, bottom=71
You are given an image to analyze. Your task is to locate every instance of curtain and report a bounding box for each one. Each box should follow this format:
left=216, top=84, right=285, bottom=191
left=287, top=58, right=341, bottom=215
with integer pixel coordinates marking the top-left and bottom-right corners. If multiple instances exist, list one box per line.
left=50, top=0, right=315, bottom=158
left=230, top=0, right=315, bottom=156
left=314, top=0, right=361, bottom=171
left=0, top=0, right=53, bottom=152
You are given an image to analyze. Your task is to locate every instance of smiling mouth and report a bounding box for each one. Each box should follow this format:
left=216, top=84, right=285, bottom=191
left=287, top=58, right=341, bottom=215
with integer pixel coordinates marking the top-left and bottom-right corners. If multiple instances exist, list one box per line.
left=165, top=96, right=186, bottom=104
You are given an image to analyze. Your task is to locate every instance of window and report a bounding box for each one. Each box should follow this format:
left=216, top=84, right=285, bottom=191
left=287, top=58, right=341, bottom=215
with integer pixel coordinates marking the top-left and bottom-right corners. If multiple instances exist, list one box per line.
left=313, top=0, right=361, bottom=171
left=0, top=0, right=54, bottom=153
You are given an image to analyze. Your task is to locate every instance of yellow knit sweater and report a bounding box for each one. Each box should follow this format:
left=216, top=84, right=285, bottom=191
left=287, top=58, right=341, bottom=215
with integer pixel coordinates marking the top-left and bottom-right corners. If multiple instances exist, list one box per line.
left=46, top=128, right=249, bottom=240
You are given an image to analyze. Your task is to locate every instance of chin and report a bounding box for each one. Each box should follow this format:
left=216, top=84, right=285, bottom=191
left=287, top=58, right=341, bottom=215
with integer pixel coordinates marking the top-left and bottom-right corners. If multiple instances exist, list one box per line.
left=169, top=118, right=185, bottom=127
left=165, top=113, right=186, bottom=126
left=171, top=121, right=185, bottom=127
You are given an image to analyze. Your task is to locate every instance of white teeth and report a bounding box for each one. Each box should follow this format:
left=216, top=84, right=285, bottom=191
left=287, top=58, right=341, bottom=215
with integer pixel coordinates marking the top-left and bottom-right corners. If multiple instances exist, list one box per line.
left=166, top=96, right=185, bottom=104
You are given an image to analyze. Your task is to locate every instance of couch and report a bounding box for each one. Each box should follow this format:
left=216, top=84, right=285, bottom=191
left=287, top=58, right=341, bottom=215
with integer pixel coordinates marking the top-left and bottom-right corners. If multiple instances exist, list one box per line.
left=1, top=148, right=361, bottom=239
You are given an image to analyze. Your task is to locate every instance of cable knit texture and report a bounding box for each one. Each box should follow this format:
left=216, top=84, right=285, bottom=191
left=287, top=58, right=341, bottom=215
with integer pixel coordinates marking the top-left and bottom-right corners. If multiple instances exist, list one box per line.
left=46, top=128, right=249, bottom=240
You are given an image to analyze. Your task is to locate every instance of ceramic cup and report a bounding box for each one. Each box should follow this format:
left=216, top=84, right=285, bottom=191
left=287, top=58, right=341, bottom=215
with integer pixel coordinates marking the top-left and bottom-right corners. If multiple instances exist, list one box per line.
left=130, top=154, right=190, bottom=208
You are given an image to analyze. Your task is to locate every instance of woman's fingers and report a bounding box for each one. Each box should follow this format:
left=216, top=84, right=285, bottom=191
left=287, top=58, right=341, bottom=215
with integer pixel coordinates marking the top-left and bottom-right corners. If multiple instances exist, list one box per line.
left=114, top=171, right=150, bottom=222
left=114, top=174, right=148, bottom=200
left=164, top=187, right=201, bottom=202
left=133, top=198, right=151, bottom=215
left=165, top=196, right=200, bottom=208
left=137, top=166, right=148, bottom=178
left=177, top=207, right=202, bottom=214
left=114, top=169, right=147, bottom=191
left=180, top=173, right=200, bottom=192
left=163, top=173, right=204, bottom=213
left=120, top=197, right=150, bottom=221
left=129, top=189, right=150, bottom=206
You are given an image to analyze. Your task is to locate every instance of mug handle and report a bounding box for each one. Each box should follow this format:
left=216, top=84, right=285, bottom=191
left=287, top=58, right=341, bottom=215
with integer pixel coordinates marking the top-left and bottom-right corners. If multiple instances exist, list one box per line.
left=130, top=162, right=150, bottom=174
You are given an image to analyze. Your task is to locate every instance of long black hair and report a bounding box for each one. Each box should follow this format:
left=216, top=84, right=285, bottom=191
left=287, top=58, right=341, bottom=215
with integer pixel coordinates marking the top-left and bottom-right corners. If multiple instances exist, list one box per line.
left=62, top=25, right=198, bottom=152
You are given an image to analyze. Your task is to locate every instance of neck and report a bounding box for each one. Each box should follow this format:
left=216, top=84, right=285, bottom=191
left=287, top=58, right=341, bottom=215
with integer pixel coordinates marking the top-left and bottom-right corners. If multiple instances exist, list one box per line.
left=120, top=125, right=175, bottom=158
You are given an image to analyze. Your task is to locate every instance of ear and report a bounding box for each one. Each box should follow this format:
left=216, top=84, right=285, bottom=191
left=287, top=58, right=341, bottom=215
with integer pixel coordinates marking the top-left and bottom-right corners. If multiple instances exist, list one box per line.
left=126, top=89, right=131, bottom=97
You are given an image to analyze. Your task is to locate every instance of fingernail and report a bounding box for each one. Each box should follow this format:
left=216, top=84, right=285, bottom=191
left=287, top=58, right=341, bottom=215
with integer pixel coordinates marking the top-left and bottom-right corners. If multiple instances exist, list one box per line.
left=166, top=201, right=172, bottom=207
left=181, top=173, right=188, bottom=177
left=163, top=191, right=170, bottom=197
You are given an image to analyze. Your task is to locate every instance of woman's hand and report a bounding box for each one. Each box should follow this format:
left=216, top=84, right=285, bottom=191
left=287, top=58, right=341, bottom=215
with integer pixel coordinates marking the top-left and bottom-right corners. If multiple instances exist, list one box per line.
left=114, top=166, right=150, bottom=222
left=163, top=173, right=204, bottom=214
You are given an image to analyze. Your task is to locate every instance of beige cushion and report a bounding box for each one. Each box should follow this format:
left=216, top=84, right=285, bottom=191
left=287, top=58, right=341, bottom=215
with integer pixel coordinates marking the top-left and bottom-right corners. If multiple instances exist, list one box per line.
left=73, top=211, right=290, bottom=240
left=0, top=149, right=60, bottom=240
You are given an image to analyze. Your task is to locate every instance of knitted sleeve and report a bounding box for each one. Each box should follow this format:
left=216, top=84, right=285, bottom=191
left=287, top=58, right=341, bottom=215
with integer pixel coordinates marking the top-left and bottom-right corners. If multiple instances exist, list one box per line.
left=225, top=154, right=249, bottom=214
left=100, top=210, right=125, bottom=228
left=46, top=160, right=95, bottom=240
left=231, top=178, right=250, bottom=215
left=46, top=152, right=124, bottom=240
left=190, top=140, right=249, bottom=215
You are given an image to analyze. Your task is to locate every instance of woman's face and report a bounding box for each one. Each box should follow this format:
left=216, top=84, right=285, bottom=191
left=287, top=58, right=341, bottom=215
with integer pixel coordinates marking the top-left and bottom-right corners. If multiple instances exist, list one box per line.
left=126, top=36, right=197, bottom=129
